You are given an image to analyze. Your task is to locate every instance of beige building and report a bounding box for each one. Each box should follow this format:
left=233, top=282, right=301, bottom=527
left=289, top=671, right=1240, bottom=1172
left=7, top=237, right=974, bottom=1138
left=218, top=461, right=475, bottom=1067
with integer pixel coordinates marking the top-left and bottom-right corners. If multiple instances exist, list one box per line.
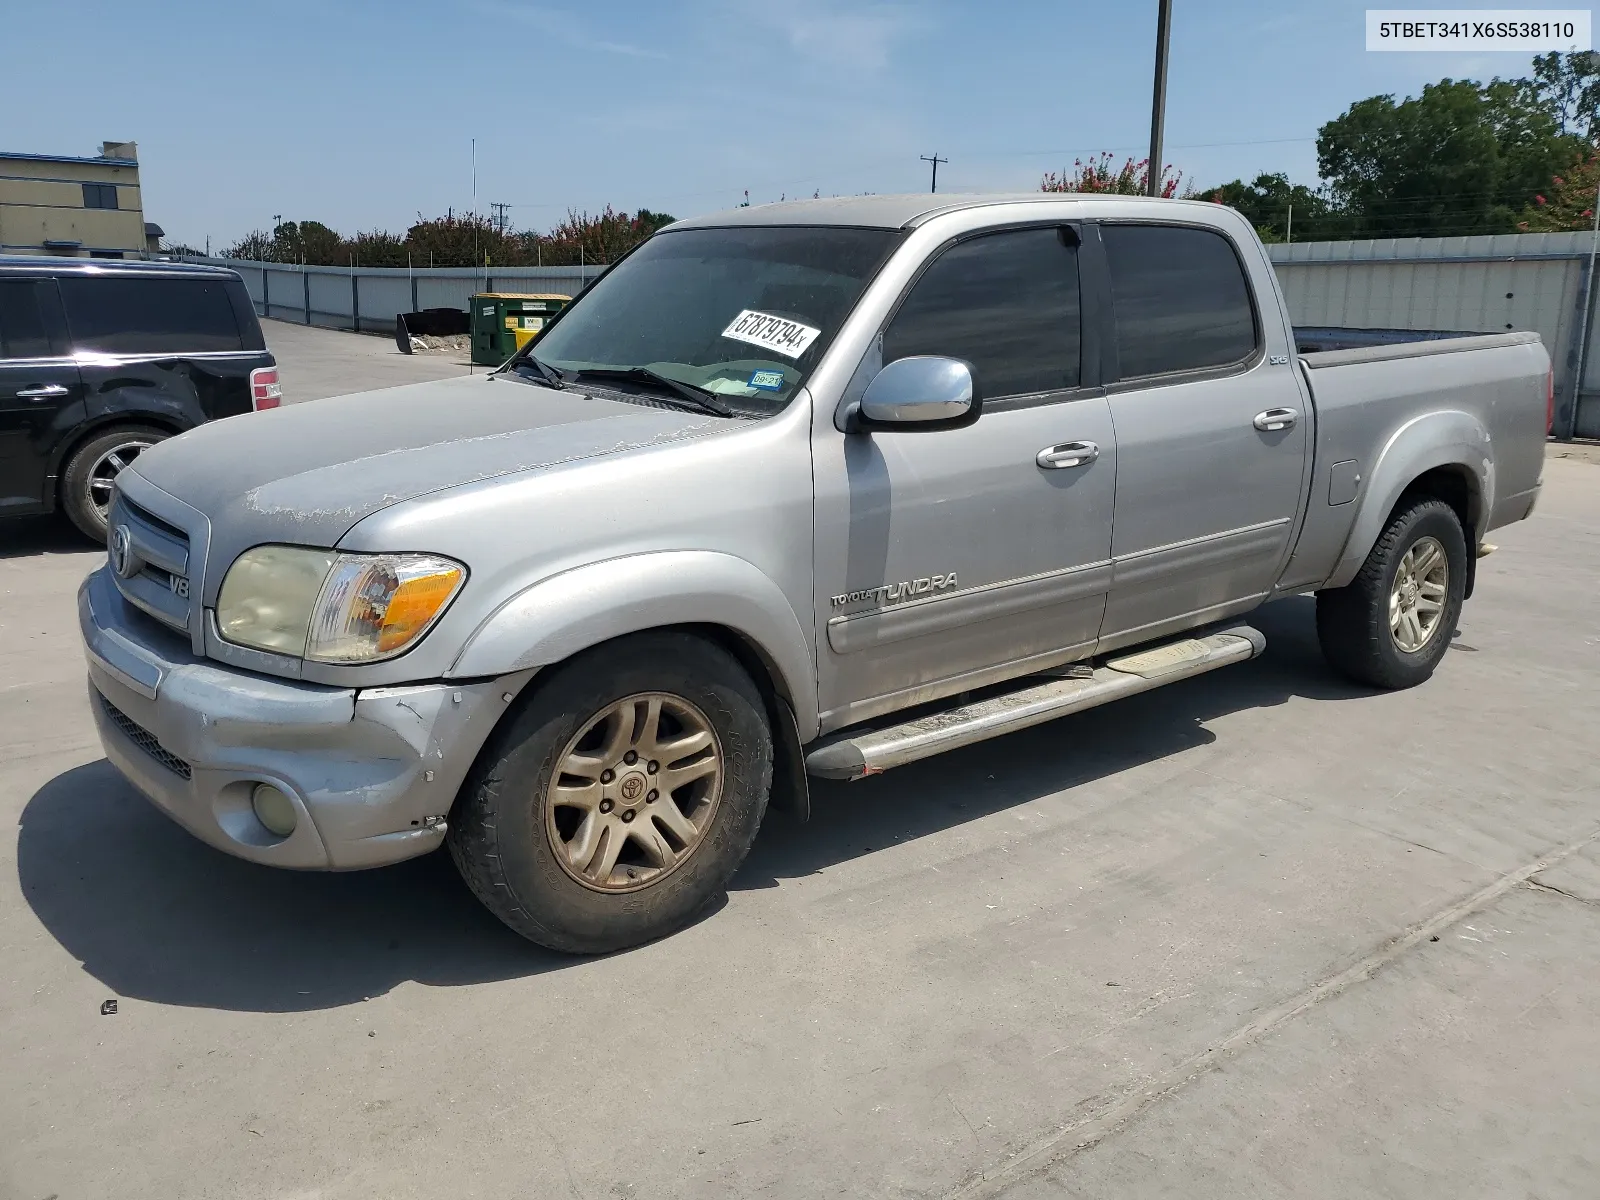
left=0, top=140, right=157, bottom=259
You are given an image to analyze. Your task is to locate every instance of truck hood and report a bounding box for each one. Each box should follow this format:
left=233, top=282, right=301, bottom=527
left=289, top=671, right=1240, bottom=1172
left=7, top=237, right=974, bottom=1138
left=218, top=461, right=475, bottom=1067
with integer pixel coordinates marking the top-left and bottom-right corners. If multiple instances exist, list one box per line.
left=125, top=373, right=719, bottom=558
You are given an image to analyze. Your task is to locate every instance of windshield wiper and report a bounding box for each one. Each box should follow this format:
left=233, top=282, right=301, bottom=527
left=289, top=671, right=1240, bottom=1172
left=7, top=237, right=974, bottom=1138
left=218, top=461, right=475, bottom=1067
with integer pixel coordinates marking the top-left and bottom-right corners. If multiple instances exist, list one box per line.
left=509, top=354, right=567, bottom=390
left=572, top=366, right=735, bottom=418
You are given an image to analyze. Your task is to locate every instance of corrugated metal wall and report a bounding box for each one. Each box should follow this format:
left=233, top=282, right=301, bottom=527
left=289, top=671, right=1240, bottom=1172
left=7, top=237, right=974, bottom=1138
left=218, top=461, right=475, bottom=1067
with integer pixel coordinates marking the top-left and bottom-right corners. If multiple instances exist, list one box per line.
left=185, top=257, right=600, bottom=336
left=1268, top=232, right=1600, bottom=437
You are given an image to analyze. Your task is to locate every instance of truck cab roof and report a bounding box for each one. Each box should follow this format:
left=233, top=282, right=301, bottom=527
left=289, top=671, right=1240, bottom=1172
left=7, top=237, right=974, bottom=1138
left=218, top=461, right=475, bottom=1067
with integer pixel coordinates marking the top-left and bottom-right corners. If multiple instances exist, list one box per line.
left=667, top=191, right=1228, bottom=232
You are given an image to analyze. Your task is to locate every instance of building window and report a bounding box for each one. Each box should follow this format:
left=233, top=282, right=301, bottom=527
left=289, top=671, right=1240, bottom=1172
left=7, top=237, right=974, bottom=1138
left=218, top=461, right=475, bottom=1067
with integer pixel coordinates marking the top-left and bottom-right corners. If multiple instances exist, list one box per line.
left=82, top=183, right=119, bottom=210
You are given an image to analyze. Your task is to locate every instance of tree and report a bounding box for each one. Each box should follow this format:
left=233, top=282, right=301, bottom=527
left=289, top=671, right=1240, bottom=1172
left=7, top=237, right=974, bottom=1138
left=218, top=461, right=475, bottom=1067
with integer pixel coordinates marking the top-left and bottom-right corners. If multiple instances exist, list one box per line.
left=1041, top=153, right=1182, bottom=197
left=1529, top=49, right=1600, bottom=142
left=1201, top=173, right=1346, bottom=242
left=1317, top=78, right=1583, bottom=238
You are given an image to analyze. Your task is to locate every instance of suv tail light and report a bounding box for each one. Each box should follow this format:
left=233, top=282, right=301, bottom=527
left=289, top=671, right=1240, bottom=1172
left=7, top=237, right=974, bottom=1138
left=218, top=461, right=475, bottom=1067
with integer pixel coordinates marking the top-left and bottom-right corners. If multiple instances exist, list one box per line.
left=1546, top=367, right=1555, bottom=434
left=251, top=366, right=282, bottom=411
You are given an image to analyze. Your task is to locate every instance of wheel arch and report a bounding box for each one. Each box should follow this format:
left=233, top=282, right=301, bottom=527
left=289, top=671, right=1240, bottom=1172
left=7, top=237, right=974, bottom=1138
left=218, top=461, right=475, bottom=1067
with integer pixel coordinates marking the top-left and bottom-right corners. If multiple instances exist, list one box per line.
left=1325, top=410, right=1490, bottom=590
left=49, top=414, right=186, bottom=504
left=447, top=550, right=820, bottom=741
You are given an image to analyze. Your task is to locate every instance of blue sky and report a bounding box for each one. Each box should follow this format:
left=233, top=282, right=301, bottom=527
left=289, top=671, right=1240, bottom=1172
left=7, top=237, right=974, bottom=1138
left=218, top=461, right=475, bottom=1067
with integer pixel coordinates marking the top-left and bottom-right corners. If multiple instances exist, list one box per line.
left=2, top=0, right=1562, bottom=247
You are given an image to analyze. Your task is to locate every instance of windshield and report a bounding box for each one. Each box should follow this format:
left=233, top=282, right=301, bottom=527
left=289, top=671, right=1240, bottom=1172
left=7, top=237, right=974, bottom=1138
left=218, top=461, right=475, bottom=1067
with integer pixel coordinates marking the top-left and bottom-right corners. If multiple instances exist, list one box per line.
left=516, top=225, right=903, bottom=409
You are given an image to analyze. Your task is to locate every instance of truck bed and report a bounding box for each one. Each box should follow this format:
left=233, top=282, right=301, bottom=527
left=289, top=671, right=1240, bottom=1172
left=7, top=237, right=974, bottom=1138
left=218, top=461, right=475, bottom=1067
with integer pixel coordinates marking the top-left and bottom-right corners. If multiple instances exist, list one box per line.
left=1275, top=329, right=1549, bottom=596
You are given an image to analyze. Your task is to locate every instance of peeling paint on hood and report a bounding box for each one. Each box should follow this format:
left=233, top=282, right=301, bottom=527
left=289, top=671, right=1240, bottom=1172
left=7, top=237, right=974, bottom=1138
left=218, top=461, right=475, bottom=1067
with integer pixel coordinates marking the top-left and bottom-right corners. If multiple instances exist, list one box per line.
left=127, top=374, right=720, bottom=557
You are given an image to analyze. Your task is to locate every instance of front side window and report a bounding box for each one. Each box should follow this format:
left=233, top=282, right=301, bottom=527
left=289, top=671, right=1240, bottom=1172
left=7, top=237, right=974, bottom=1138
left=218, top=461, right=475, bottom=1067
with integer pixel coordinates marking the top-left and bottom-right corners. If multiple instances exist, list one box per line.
left=1102, top=224, right=1257, bottom=378
left=523, top=226, right=902, bottom=410
left=883, top=227, right=1082, bottom=399
left=59, top=277, right=244, bottom=354
left=0, top=281, right=52, bottom=359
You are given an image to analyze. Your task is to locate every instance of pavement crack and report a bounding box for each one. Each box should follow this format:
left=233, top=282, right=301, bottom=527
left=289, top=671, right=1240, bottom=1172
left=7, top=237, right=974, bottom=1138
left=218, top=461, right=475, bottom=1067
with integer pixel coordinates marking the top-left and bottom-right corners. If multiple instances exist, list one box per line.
left=1527, top=877, right=1600, bottom=907
left=944, top=823, right=1600, bottom=1200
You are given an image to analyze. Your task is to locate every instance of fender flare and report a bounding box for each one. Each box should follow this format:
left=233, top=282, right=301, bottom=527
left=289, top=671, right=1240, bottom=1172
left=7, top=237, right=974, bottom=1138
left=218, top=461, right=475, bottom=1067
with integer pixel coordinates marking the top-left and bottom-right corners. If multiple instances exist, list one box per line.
left=447, top=550, right=820, bottom=740
left=1325, top=409, right=1492, bottom=590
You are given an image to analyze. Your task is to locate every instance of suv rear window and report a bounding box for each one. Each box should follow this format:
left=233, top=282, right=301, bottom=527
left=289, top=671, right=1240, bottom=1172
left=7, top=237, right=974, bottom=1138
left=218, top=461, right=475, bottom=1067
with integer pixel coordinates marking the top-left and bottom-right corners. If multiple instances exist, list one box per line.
left=59, top=276, right=244, bottom=355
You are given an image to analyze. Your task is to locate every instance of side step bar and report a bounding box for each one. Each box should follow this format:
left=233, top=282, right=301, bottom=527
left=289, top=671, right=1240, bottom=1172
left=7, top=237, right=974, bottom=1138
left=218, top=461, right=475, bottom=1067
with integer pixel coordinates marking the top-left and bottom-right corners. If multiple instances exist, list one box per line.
left=804, top=625, right=1266, bottom=781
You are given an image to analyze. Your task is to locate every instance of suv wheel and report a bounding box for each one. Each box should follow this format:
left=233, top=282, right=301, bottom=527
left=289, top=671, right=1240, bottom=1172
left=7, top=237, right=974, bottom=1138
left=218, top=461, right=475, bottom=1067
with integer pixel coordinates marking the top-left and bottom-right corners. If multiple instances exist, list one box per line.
left=449, top=631, right=773, bottom=954
left=61, top=425, right=168, bottom=542
left=1316, top=497, right=1468, bottom=689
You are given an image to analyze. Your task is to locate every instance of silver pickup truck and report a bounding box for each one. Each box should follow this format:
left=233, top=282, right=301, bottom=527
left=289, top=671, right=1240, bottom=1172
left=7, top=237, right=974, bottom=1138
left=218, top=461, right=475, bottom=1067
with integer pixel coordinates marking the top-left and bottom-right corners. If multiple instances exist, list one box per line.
left=79, top=194, right=1550, bottom=953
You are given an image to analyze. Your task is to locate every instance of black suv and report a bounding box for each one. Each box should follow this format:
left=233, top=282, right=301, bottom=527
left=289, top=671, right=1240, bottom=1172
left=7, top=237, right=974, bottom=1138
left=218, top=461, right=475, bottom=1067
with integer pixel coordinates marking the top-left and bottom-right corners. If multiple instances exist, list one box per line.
left=0, top=257, right=278, bottom=540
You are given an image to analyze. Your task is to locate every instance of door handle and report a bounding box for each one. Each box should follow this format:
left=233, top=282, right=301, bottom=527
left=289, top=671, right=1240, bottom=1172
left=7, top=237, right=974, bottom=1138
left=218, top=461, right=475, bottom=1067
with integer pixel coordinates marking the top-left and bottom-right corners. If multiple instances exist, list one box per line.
left=16, top=384, right=70, bottom=400
left=1253, top=408, right=1298, bottom=432
left=1037, top=440, right=1099, bottom=469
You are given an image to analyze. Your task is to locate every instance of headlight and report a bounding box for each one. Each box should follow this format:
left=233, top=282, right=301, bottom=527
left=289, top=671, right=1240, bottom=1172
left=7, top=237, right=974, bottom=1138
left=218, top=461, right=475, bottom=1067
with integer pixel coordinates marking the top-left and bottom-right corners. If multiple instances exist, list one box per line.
left=217, top=546, right=465, bottom=663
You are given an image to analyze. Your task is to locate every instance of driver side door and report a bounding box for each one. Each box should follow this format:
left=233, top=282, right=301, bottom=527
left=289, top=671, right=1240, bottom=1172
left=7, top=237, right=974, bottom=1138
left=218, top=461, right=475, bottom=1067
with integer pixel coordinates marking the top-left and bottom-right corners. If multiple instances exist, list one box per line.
left=810, top=225, right=1118, bottom=732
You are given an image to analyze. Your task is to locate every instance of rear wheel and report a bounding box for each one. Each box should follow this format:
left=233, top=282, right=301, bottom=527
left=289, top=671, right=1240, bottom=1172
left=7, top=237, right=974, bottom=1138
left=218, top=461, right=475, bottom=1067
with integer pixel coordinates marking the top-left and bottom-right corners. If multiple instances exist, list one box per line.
left=60, top=425, right=169, bottom=542
left=449, top=631, right=773, bottom=954
left=1316, top=497, right=1467, bottom=689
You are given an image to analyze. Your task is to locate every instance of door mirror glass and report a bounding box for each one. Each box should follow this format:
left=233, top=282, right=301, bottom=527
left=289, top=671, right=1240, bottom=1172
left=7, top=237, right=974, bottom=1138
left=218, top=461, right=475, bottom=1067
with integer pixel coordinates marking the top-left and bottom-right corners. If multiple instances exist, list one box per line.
left=858, top=355, right=978, bottom=428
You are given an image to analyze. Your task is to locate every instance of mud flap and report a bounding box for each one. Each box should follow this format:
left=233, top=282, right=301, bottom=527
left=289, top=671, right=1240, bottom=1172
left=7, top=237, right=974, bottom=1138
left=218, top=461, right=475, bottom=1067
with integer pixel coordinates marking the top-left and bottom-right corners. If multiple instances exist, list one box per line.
left=769, top=695, right=810, bottom=823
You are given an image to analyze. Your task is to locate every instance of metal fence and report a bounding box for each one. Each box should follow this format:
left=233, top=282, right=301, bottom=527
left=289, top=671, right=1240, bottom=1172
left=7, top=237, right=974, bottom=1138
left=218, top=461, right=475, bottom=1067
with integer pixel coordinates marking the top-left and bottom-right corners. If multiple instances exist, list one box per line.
left=179, top=257, right=602, bottom=337
left=195, top=230, right=1600, bottom=437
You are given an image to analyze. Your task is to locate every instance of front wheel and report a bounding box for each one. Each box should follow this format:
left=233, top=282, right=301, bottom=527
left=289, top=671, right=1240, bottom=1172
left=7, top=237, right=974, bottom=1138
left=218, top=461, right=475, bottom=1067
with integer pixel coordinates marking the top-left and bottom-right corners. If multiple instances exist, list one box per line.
left=449, top=632, right=773, bottom=954
left=1316, top=497, right=1468, bottom=689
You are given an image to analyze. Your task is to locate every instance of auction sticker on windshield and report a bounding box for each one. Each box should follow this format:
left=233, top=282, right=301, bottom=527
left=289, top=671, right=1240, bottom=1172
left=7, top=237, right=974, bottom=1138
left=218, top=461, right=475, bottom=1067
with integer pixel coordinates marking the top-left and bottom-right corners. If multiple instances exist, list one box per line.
left=720, top=310, right=822, bottom=359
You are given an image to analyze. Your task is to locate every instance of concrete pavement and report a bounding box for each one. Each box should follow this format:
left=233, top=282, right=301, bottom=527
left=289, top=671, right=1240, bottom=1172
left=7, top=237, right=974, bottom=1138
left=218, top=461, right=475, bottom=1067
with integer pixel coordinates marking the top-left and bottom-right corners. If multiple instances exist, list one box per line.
left=2, top=325, right=1598, bottom=1198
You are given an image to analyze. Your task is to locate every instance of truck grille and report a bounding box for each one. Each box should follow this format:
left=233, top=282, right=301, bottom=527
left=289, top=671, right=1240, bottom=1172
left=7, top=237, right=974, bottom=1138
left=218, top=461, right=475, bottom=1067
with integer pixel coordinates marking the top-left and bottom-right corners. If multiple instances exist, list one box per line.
left=98, top=693, right=192, bottom=780
left=109, top=494, right=194, bottom=633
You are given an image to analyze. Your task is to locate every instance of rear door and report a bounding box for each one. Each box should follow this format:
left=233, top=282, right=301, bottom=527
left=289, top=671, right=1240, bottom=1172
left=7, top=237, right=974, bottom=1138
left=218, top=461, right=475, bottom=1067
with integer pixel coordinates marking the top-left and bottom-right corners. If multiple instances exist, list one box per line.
left=57, top=273, right=253, bottom=425
left=811, top=224, right=1118, bottom=730
left=1095, top=220, right=1309, bottom=648
left=0, top=278, right=83, bottom=515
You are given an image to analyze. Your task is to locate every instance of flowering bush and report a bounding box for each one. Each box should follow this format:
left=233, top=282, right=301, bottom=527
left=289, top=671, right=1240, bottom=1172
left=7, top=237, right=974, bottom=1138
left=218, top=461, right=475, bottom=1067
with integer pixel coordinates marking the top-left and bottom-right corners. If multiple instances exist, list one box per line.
left=1516, top=153, right=1599, bottom=231
left=1041, top=153, right=1183, bottom=198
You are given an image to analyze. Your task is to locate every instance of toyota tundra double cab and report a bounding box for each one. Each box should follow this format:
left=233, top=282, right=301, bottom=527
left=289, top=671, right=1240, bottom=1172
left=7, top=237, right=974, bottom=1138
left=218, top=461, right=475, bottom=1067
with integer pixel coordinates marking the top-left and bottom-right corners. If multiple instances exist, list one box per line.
left=79, top=194, right=1548, bottom=953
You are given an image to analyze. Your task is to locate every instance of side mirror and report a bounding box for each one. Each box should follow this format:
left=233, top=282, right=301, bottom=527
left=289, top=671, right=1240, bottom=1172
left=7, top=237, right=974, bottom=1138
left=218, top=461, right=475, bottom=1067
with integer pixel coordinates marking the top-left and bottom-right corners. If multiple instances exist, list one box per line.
left=857, top=356, right=980, bottom=431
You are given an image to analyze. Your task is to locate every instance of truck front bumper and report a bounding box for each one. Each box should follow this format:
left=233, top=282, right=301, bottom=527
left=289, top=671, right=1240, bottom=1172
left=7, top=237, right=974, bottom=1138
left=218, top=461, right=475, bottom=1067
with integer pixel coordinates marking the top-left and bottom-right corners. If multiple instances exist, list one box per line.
left=79, top=565, right=532, bottom=870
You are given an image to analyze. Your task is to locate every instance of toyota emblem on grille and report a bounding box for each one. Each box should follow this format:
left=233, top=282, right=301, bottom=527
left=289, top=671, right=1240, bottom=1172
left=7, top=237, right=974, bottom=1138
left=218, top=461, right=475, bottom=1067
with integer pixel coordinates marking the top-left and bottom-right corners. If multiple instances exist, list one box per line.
left=109, top=525, right=135, bottom=578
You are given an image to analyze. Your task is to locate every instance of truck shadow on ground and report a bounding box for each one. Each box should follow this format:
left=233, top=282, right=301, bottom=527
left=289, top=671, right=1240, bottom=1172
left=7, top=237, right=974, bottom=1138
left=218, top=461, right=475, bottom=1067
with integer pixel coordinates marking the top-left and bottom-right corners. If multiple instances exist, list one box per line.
left=18, top=597, right=1368, bottom=1014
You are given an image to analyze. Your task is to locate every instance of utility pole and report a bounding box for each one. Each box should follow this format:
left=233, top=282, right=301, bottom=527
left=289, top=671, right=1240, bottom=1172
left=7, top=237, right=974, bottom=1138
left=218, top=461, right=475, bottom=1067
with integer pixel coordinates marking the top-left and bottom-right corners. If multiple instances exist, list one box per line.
left=1286, top=204, right=1293, bottom=244
left=920, top=154, right=947, bottom=194
left=1147, top=0, right=1173, bottom=197
left=490, top=201, right=511, bottom=233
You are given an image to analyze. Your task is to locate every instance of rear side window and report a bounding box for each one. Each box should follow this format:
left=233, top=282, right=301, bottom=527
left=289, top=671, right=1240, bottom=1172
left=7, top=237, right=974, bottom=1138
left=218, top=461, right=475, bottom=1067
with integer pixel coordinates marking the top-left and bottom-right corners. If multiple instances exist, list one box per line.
left=59, top=277, right=244, bottom=355
left=884, top=227, right=1081, bottom=398
left=1102, top=224, right=1257, bottom=378
left=0, top=281, right=53, bottom=359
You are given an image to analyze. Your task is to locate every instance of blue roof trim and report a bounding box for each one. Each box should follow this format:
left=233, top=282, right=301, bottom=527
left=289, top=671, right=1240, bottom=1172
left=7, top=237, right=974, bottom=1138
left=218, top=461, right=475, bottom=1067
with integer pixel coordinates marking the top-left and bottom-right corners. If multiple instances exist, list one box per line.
left=0, top=150, right=139, bottom=167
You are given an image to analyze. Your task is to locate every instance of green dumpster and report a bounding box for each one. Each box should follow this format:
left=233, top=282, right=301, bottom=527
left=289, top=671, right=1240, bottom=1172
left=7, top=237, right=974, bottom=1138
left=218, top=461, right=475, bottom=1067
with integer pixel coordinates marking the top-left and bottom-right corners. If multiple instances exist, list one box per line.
left=470, top=293, right=571, bottom=366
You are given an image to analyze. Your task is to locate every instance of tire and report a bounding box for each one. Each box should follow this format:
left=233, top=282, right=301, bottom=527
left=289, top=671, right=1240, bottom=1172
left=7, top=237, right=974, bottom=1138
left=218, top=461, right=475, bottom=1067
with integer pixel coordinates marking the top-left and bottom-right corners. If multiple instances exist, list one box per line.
left=1316, top=497, right=1468, bottom=689
left=60, top=425, right=170, bottom=542
left=448, top=631, right=773, bottom=954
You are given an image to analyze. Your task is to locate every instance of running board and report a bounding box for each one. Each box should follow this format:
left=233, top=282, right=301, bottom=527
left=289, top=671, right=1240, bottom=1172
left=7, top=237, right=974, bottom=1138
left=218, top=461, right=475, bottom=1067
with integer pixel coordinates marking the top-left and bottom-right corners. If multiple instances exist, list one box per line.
left=804, top=625, right=1266, bottom=781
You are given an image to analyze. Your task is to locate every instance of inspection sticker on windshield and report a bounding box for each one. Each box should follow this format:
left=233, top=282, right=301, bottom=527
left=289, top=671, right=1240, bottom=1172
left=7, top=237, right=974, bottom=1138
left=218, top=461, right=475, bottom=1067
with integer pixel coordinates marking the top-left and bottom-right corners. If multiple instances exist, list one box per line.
left=720, top=310, right=821, bottom=359
left=748, top=369, right=785, bottom=391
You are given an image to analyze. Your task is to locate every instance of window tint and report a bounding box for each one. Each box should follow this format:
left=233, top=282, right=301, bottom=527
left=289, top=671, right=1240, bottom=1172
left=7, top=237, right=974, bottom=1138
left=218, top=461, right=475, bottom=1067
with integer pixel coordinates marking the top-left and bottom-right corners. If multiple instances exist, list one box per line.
left=0, top=281, right=52, bottom=359
left=59, top=277, right=243, bottom=354
left=83, top=183, right=119, bottom=210
left=1102, top=224, right=1256, bottom=378
left=884, top=227, right=1080, bottom=398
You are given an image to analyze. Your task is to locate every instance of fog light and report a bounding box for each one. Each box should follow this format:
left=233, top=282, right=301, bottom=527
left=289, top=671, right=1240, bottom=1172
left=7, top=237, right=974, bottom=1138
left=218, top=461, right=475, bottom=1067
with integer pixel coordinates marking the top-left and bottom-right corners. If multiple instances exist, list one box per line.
left=251, top=783, right=298, bottom=837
